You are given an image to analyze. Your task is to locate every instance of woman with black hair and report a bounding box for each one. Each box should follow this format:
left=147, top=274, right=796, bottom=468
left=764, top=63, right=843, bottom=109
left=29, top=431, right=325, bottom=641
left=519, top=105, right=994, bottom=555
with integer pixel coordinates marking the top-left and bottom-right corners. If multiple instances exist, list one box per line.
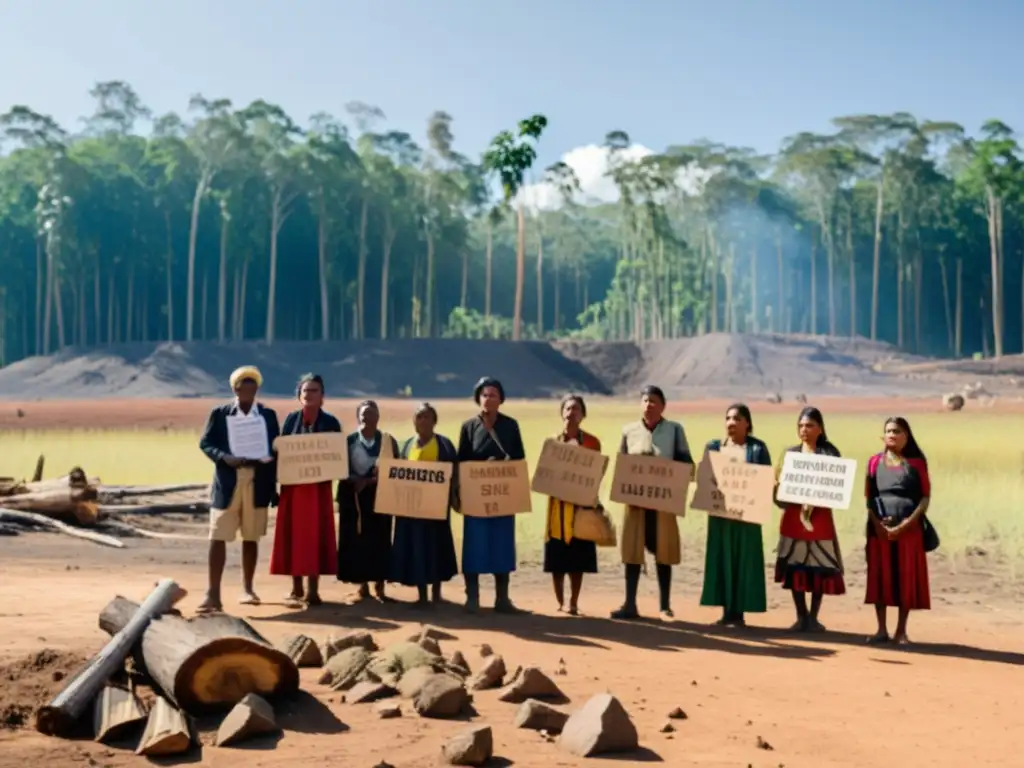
left=543, top=393, right=601, bottom=615
left=699, top=403, right=772, bottom=626
left=774, top=406, right=846, bottom=632
left=269, top=373, right=341, bottom=607
left=390, top=402, right=459, bottom=607
left=864, top=416, right=932, bottom=645
left=337, top=399, right=399, bottom=602
left=456, top=376, right=527, bottom=613
left=613, top=384, right=692, bottom=621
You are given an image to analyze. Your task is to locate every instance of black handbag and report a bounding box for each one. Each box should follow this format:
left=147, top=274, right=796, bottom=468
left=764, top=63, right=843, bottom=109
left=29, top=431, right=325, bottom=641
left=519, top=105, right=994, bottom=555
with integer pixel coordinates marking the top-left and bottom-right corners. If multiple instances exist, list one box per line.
left=921, top=515, right=940, bottom=553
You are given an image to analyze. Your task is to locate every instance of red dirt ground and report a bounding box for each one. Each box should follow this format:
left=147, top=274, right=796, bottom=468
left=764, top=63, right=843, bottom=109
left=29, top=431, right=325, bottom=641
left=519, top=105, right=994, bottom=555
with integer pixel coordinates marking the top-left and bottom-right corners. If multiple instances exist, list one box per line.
left=1, top=397, right=1022, bottom=767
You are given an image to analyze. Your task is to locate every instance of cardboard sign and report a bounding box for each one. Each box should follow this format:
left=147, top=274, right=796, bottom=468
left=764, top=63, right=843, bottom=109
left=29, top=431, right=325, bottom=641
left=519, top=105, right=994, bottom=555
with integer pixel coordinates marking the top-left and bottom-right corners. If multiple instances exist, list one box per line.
left=459, top=460, right=532, bottom=517
left=530, top=438, right=608, bottom=507
left=776, top=452, right=858, bottom=510
left=691, top=448, right=776, bottom=526
left=609, top=453, right=692, bottom=516
left=274, top=433, right=349, bottom=486
left=375, top=459, right=453, bottom=520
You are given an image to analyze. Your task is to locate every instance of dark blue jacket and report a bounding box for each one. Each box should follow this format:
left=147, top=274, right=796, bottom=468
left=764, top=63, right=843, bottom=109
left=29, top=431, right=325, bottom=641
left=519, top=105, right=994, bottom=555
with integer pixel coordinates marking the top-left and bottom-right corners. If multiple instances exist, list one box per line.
left=280, top=408, right=343, bottom=437
left=200, top=402, right=281, bottom=510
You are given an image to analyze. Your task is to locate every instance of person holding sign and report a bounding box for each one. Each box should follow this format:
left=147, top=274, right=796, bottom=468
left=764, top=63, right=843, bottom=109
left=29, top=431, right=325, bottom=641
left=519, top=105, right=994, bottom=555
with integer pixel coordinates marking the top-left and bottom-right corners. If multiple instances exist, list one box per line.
left=390, top=403, right=459, bottom=607
left=699, top=404, right=773, bottom=626
left=612, top=385, right=692, bottom=621
left=269, top=373, right=342, bottom=608
left=543, top=394, right=601, bottom=616
left=864, top=417, right=933, bottom=645
left=197, top=366, right=280, bottom=614
left=774, top=406, right=846, bottom=632
left=456, top=377, right=527, bottom=614
left=336, top=400, right=399, bottom=602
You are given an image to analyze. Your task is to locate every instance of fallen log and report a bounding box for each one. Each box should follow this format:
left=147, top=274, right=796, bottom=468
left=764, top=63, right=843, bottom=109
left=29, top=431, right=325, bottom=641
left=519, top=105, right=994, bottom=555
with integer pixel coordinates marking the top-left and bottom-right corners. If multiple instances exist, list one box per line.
left=35, top=579, right=184, bottom=737
left=0, top=508, right=124, bottom=548
left=99, top=483, right=210, bottom=500
left=99, top=597, right=299, bottom=713
left=98, top=519, right=205, bottom=541
left=97, top=502, right=210, bottom=517
left=2, top=488, right=99, bottom=525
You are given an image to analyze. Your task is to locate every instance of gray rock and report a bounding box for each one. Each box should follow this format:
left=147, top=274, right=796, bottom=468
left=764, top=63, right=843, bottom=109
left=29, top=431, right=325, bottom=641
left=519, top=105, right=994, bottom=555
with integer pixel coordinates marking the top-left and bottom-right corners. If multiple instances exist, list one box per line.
left=497, top=666, right=566, bottom=704
left=317, top=646, right=371, bottom=690
left=413, top=673, right=471, bottom=719
left=344, top=680, right=396, bottom=704
left=468, top=654, right=506, bottom=691
left=558, top=693, right=638, bottom=757
left=322, top=630, right=377, bottom=661
left=215, top=694, right=278, bottom=747
left=441, top=725, right=493, bottom=766
left=514, top=699, right=569, bottom=733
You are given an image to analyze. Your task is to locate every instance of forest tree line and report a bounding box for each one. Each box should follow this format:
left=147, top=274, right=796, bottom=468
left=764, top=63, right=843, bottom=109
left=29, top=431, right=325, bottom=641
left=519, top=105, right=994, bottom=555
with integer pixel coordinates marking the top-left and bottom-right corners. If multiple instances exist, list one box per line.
left=0, top=81, right=1021, bottom=366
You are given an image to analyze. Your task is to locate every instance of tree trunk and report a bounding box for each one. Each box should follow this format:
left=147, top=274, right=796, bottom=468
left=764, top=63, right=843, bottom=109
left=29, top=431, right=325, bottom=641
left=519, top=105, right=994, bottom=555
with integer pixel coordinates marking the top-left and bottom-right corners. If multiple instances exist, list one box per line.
left=54, top=276, right=66, bottom=349
left=776, top=230, right=784, bottom=334
left=955, top=257, right=963, bottom=358
left=460, top=248, right=469, bottom=309
left=536, top=231, right=544, bottom=336
left=125, top=266, right=134, bottom=343
left=201, top=272, right=208, bottom=342
left=725, top=243, right=735, bottom=332
left=554, top=251, right=561, bottom=333
left=513, top=205, right=525, bottom=341
left=708, top=227, right=718, bottom=333
left=810, top=233, right=817, bottom=335
left=897, top=217, right=905, bottom=348
left=870, top=172, right=884, bottom=341
left=35, top=579, right=184, bottom=736
left=425, top=230, right=435, bottom=337
left=380, top=216, right=396, bottom=339
left=317, top=210, right=330, bottom=341
left=484, top=219, right=493, bottom=318
left=239, top=259, right=249, bottom=339
left=186, top=170, right=211, bottom=342
left=98, top=596, right=299, bottom=713
left=986, top=186, right=1003, bottom=357
left=750, top=244, right=758, bottom=333
left=217, top=208, right=228, bottom=343
left=43, top=238, right=54, bottom=354
left=35, top=238, right=43, bottom=354
left=93, top=268, right=101, bottom=344
left=265, top=191, right=283, bottom=345
left=356, top=198, right=368, bottom=340
left=938, top=252, right=954, bottom=353
left=913, top=251, right=923, bottom=353
left=847, top=205, right=856, bottom=339
left=165, top=210, right=174, bottom=342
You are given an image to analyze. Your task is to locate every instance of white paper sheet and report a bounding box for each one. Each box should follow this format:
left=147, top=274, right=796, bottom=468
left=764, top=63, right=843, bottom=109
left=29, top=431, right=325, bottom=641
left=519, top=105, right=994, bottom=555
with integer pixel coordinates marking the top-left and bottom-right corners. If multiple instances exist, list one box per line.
left=227, top=415, right=270, bottom=460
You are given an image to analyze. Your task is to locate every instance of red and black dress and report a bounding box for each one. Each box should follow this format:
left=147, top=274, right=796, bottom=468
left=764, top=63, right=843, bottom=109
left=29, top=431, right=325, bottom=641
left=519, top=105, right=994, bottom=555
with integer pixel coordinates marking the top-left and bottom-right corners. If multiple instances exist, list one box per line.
left=864, top=453, right=931, bottom=610
left=269, top=409, right=340, bottom=577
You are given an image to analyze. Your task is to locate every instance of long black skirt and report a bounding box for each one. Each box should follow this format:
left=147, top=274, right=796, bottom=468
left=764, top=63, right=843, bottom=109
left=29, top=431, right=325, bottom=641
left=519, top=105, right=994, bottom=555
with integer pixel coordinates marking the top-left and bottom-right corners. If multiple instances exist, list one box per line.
left=543, top=536, right=598, bottom=574
left=390, top=515, right=458, bottom=587
left=337, top=481, right=393, bottom=584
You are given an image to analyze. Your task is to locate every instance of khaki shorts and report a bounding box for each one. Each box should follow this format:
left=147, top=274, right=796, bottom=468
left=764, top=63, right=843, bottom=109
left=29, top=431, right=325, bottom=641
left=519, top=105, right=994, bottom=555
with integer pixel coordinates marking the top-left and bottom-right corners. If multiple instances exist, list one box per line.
left=209, top=466, right=268, bottom=542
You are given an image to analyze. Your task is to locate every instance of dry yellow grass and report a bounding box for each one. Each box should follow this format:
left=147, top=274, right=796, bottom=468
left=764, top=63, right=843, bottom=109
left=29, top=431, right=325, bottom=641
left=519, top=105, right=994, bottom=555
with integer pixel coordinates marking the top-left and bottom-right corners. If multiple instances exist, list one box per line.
left=4, top=401, right=1019, bottom=566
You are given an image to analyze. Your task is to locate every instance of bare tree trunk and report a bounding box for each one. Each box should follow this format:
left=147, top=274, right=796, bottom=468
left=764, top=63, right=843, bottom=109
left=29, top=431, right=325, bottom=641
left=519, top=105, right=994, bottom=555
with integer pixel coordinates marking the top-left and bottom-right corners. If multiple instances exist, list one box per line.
left=776, top=230, right=784, bottom=334
left=106, top=273, right=115, bottom=344
left=54, top=277, right=66, bottom=349
left=126, top=265, right=134, bottom=343
left=708, top=227, right=718, bottom=333
left=896, top=217, right=905, bottom=348
left=141, top=282, right=148, bottom=342
left=484, top=219, right=493, bottom=318
left=239, top=259, right=249, bottom=340
left=810, top=233, right=817, bottom=335
left=460, top=248, right=469, bottom=309
left=750, top=244, right=758, bottom=333
left=201, top=272, right=208, bottom=342
left=725, top=243, right=735, bottom=333
left=425, top=230, right=435, bottom=337
left=938, top=252, right=953, bottom=353
left=513, top=205, right=525, bottom=341
left=93, top=267, right=101, bottom=345
left=870, top=172, right=884, bottom=341
left=76, top=278, right=84, bottom=346
left=265, top=191, right=284, bottom=345
left=356, top=198, right=368, bottom=340
left=954, top=257, right=963, bottom=358
left=380, top=216, right=396, bottom=339
left=42, top=239, right=54, bottom=354
left=217, top=208, right=228, bottom=343
left=35, top=239, right=43, bottom=354
left=986, top=186, right=1003, bottom=357
left=317, top=211, right=330, bottom=341
left=186, top=170, right=211, bottom=342
left=536, top=231, right=544, bottom=336
left=847, top=205, right=856, bottom=339
left=164, top=211, right=174, bottom=342
left=913, top=252, right=923, bottom=353
left=554, top=251, right=561, bottom=333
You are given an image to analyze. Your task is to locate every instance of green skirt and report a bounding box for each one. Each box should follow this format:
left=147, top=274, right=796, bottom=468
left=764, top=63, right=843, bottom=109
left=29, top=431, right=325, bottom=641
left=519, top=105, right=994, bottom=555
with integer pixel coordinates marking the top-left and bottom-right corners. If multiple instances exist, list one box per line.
left=700, top=516, right=767, bottom=614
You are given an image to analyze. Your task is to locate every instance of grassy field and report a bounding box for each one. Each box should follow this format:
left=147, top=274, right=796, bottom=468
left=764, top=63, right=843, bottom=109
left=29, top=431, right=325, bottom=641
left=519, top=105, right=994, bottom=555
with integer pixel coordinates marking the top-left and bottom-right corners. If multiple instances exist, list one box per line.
left=4, top=401, right=1020, bottom=569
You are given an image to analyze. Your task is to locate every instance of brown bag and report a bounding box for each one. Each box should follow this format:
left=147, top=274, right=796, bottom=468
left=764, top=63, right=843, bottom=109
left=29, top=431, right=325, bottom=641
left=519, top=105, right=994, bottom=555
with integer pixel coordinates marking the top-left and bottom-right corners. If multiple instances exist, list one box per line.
left=573, top=504, right=617, bottom=547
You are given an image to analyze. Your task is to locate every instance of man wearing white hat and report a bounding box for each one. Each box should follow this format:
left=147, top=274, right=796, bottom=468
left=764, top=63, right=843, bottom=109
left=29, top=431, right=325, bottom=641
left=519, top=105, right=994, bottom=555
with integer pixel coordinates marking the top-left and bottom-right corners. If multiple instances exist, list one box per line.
left=197, top=366, right=280, bottom=613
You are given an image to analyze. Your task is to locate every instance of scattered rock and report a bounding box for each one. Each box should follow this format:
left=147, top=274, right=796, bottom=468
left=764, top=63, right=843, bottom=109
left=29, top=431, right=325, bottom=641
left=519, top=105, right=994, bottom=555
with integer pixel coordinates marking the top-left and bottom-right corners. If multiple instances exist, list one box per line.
left=660, top=722, right=675, bottom=733
left=765, top=392, right=782, bottom=404
left=757, top=735, right=774, bottom=750
left=322, top=630, right=377, bottom=661
left=413, top=674, right=471, bottom=719
left=794, top=393, right=808, bottom=404
left=397, top=666, right=439, bottom=698
left=441, top=724, right=493, bottom=766
left=278, top=634, right=323, bottom=668
left=419, top=636, right=442, bottom=656
left=497, top=666, right=566, bottom=704
left=448, top=650, right=471, bottom=676
left=216, top=693, right=278, bottom=747
left=371, top=762, right=396, bottom=768
left=344, top=681, right=396, bottom=704
left=468, top=655, right=506, bottom=691
left=943, top=393, right=965, bottom=411
left=478, top=643, right=493, bottom=658
left=407, top=625, right=455, bottom=642
left=555, top=658, right=567, bottom=676
left=558, top=693, right=639, bottom=757
left=514, top=699, right=569, bottom=733
left=317, top=647, right=372, bottom=690
left=668, top=706, right=688, bottom=720
left=367, top=641, right=443, bottom=684
left=375, top=701, right=401, bottom=719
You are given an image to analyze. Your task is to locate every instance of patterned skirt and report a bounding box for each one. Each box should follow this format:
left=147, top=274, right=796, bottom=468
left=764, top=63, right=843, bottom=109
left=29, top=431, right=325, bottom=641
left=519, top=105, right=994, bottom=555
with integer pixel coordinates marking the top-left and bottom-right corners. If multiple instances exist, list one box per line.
left=774, top=506, right=846, bottom=595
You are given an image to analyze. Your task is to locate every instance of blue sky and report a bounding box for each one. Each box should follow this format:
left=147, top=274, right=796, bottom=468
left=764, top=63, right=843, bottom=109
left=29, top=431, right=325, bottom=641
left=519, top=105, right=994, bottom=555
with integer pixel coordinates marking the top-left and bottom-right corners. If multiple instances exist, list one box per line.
left=0, top=0, right=1019, bottom=200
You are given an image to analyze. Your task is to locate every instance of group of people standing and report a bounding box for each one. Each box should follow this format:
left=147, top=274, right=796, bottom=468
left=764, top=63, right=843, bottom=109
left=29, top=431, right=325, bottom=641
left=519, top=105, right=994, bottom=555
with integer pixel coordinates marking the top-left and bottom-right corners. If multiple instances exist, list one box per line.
left=197, top=366, right=935, bottom=646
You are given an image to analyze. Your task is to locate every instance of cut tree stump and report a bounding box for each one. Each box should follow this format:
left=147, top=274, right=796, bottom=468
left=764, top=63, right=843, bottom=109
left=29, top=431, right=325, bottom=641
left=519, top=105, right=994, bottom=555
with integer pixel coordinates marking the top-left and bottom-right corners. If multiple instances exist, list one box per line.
left=136, top=696, right=193, bottom=756
left=93, top=685, right=147, bottom=743
left=99, top=597, right=299, bottom=713
left=35, top=578, right=184, bottom=737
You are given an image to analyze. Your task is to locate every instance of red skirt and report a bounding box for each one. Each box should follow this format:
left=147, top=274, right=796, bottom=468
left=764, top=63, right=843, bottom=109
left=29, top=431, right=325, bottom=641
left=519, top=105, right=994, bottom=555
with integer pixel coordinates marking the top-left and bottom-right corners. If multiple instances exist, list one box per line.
left=864, top=521, right=930, bottom=610
left=270, top=482, right=337, bottom=576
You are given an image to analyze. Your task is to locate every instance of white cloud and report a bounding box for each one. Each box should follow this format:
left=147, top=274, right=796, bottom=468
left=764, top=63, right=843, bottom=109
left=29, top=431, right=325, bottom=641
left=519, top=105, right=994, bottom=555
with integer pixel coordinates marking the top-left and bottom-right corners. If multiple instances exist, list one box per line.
left=515, top=142, right=709, bottom=211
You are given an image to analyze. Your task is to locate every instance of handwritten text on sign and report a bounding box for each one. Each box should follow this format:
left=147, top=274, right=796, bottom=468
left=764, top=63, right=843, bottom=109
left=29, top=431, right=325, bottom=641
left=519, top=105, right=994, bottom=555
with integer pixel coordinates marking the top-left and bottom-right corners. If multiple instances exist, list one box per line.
left=609, top=453, right=691, bottom=516
left=775, top=453, right=858, bottom=510
left=691, top=449, right=776, bottom=526
left=530, top=438, right=608, bottom=507
left=275, top=433, right=349, bottom=486
left=375, top=459, right=452, bottom=520
left=459, top=460, right=533, bottom=517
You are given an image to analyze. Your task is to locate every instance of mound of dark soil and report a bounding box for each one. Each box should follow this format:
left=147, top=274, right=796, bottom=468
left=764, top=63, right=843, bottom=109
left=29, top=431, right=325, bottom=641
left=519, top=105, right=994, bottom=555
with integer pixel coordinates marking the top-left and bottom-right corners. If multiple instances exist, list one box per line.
left=0, top=648, right=90, bottom=729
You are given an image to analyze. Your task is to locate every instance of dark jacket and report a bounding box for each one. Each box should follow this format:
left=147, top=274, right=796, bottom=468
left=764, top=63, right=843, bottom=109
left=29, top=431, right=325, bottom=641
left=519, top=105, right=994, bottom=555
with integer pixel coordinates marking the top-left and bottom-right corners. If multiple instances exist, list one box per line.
left=200, top=402, right=281, bottom=510
left=280, top=409, right=343, bottom=437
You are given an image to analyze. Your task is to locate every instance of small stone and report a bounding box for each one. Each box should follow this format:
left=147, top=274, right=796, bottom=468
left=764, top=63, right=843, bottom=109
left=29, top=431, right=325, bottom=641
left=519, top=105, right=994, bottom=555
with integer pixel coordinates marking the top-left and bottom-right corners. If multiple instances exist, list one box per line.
left=419, top=636, right=442, bottom=656
left=345, top=681, right=396, bottom=704
left=757, top=736, right=774, bottom=750
left=441, top=724, right=493, bottom=766
left=514, top=699, right=569, bottom=733
left=660, top=722, right=675, bottom=733
left=478, top=643, right=493, bottom=658
left=468, top=655, right=506, bottom=691
left=448, top=650, right=471, bottom=676
left=375, top=702, right=401, bottom=719
left=668, top=706, right=688, bottom=720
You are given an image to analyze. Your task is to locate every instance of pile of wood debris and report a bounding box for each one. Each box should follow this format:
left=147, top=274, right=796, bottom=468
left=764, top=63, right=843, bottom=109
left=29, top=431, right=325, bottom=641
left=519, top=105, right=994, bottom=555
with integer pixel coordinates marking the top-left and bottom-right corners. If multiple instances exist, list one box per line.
left=0, top=455, right=209, bottom=548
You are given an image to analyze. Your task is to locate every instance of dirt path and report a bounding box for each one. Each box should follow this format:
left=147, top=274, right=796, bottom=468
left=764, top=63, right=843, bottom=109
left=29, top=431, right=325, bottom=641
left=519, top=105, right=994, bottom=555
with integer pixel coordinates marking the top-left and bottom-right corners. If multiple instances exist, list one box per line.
left=2, top=532, right=1023, bottom=768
